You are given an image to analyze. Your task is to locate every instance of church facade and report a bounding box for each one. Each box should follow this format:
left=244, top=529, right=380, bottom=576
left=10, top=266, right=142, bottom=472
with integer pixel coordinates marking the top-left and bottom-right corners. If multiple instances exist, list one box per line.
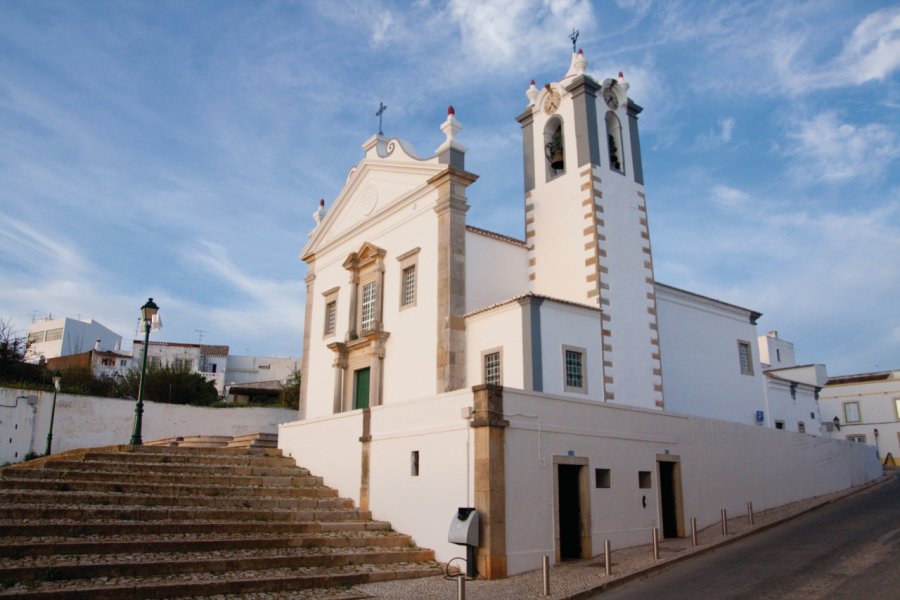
left=279, top=51, right=880, bottom=578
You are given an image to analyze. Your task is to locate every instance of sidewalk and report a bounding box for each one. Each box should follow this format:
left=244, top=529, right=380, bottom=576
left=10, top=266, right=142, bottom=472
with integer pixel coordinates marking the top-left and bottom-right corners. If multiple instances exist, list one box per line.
left=351, top=473, right=893, bottom=599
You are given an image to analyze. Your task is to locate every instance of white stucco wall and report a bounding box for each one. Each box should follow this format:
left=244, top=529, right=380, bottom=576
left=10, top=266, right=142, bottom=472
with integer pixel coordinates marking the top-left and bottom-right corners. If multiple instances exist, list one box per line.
left=279, top=389, right=473, bottom=563
left=537, top=300, right=604, bottom=400
left=656, top=285, right=766, bottom=425
left=501, top=389, right=882, bottom=575
left=465, top=302, right=526, bottom=389
left=465, top=230, right=528, bottom=312
left=303, top=185, right=442, bottom=418
left=0, top=386, right=296, bottom=464
left=819, top=371, right=900, bottom=460
left=764, top=378, right=822, bottom=434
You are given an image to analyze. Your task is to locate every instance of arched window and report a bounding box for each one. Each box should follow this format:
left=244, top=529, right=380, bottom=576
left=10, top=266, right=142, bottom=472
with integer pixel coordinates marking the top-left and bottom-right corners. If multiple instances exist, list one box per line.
left=544, top=117, right=565, bottom=180
left=605, top=112, right=624, bottom=173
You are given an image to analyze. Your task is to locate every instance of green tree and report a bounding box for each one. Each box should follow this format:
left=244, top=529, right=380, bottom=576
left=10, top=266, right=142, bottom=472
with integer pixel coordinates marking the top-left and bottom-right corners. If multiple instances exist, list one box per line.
left=0, top=317, right=43, bottom=386
left=118, top=364, right=218, bottom=406
left=279, top=368, right=301, bottom=410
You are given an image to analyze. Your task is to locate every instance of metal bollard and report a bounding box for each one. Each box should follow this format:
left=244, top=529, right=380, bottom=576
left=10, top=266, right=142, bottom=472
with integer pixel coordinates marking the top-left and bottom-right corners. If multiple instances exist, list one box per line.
left=652, top=527, right=660, bottom=560
left=542, top=555, right=550, bottom=596
left=721, top=509, right=728, bottom=536
left=747, top=501, right=754, bottom=525
left=690, top=517, right=697, bottom=547
left=457, top=574, right=465, bottom=600
left=604, top=539, right=612, bottom=576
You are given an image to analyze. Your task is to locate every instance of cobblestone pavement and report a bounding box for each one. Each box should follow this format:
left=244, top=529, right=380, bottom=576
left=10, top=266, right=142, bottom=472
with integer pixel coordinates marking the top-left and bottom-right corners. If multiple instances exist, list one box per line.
left=166, top=474, right=893, bottom=600
left=353, top=474, right=893, bottom=600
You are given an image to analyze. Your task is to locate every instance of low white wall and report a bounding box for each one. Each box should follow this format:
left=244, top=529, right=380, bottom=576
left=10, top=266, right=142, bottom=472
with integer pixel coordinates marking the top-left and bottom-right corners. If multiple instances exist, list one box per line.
left=502, top=389, right=882, bottom=575
left=279, top=389, right=473, bottom=563
left=278, top=386, right=881, bottom=579
left=0, top=387, right=296, bottom=464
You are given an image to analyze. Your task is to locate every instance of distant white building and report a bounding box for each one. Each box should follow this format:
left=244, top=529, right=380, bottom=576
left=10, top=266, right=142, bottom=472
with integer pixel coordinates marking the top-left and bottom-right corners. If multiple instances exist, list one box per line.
left=131, top=340, right=298, bottom=398
left=758, top=331, right=827, bottom=435
left=819, top=369, right=900, bottom=463
left=27, top=317, right=122, bottom=363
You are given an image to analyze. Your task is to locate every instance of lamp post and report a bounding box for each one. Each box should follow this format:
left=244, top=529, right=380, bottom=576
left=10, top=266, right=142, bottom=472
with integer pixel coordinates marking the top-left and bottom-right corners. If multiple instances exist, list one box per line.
left=130, top=298, right=159, bottom=446
left=44, top=370, right=62, bottom=455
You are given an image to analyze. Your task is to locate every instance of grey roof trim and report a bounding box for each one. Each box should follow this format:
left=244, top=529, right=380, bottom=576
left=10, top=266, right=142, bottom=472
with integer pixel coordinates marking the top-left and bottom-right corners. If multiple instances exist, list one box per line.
left=466, top=225, right=527, bottom=248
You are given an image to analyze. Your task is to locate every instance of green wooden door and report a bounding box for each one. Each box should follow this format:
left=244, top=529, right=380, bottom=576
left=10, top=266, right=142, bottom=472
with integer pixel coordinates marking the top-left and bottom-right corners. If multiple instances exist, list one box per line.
left=354, top=368, right=370, bottom=409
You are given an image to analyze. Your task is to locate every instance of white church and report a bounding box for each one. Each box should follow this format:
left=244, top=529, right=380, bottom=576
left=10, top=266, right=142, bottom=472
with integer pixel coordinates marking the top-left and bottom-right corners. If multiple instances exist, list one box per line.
left=278, top=50, right=880, bottom=578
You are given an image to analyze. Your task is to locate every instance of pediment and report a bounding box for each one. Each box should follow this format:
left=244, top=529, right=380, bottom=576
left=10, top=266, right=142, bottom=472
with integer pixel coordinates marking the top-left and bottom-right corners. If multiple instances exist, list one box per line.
left=301, top=136, right=445, bottom=261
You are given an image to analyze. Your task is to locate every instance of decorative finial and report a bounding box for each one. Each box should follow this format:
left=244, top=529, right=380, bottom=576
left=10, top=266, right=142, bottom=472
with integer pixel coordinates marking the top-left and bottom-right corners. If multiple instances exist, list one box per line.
left=448, top=105, right=455, bottom=115
left=313, top=198, right=326, bottom=226
left=569, top=28, right=579, bottom=53
left=619, top=71, right=624, bottom=79
left=526, top=80, right=538, bottom=106
left=375, top=101, right=387, bottom=136
left=577, top=48, right=583, bottom=55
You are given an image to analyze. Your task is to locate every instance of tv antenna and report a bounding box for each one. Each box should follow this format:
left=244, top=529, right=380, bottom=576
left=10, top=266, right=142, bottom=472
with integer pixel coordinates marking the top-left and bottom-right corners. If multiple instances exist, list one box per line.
left=195, top=329, right=207, bottom=344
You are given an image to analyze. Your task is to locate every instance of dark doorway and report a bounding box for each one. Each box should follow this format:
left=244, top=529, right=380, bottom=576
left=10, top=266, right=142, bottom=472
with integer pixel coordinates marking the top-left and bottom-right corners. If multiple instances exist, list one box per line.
left=353, top=368, right=370, bottom=409
left=558, top=464, right=582, bottom=559
left=658, top=460, right=680, bottom=538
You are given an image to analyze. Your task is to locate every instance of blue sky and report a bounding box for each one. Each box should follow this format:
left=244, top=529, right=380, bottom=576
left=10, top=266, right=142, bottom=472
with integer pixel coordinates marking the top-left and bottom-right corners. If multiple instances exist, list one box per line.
left=1, top=1, right=898, bottom=375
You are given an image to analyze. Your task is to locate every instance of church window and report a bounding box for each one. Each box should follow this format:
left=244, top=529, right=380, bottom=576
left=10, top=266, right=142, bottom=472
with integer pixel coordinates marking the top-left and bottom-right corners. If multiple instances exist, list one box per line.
left=605, top=112, right=624, bottom=173
left=483, top=349, right=502, bottom=386
left=737, top=341, right=754, bottom=375
left=360, top=281, right=377, bottom=333
left=544, top=117, right=565, bottom=180
left=401, top=266, right=416, bottom=307
left=324, top=301, right=337, bottom=336
left=563, top=345, right=587, bottom=393
left=396, top=247, right=420, bottom=310
left=842, top=401, right=861, bottom=423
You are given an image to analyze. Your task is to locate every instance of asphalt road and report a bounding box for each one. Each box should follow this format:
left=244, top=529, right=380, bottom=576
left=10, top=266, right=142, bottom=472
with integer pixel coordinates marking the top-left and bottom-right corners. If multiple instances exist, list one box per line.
left=593, top=475, right=900, bottom=599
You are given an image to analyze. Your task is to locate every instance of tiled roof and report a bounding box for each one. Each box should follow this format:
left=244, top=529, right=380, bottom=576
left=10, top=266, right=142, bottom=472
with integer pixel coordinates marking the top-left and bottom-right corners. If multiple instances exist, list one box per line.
left=826, top=371, right=893, bottom=386
left=466, top=225, right=527, bottom=248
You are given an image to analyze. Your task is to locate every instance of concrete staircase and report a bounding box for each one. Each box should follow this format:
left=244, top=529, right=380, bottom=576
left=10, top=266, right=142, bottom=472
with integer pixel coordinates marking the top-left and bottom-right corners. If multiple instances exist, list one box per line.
left=0, top=445, right=440, bottom=598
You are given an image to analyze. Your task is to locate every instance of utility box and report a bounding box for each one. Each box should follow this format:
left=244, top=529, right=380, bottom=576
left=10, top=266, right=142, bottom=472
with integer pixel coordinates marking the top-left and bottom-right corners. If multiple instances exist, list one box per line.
left=448, top=507, right=479, bottom=546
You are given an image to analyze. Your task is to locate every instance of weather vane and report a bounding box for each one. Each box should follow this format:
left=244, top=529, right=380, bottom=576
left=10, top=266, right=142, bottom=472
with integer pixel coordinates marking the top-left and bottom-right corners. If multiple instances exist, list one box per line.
left=569, top=28, right=579, bottom=53
left=376, top=101, right=387, bottom=136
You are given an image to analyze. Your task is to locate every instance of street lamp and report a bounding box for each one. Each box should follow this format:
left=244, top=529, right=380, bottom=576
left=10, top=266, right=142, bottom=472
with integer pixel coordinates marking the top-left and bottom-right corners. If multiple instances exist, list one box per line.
left=44, top=370, right=62, bottom=455
left=130, top=298, right=159, bottom=445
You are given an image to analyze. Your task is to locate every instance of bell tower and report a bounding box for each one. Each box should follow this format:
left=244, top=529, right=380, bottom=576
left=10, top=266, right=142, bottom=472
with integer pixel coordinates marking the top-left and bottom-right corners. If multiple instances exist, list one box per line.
left=516, top=50, right=663, bottom=411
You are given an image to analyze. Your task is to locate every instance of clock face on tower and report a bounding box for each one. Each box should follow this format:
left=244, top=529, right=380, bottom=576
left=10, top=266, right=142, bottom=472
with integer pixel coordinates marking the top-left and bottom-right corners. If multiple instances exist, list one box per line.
left=543, top=89, right=561, bottom=115
left=603, top=88, right=619, bottom=110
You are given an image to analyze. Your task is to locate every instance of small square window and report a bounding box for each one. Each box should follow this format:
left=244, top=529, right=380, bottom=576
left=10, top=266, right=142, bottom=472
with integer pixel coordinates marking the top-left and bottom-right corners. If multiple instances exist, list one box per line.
left=638, top=471, right=652, bottom=489
left=483, top=351, right=502, bottom=386
left=563, top=346, right=587, bottom=393
left=595, top=468, right=610, bottom=488
left=846, top=434, right=866, bottom=444
left=843, top=401, right=861, bottom=423
left=775, top=420, right=785, bottom=430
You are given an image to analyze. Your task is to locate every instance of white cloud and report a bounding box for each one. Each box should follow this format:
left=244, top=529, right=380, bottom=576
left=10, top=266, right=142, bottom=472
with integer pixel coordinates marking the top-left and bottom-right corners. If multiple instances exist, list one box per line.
left=709, top=183, right=749, bottom=209
left=784, top=112, right=899, bottom=183
left=448, top=0, right=595, bottom=68
left=776, top=6, right=900, bottom=93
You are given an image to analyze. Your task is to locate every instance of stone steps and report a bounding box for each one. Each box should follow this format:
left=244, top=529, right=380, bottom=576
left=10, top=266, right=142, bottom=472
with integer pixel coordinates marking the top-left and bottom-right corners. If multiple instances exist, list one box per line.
left=0, top=476, right=339, bottom=498
left=0, top=532, right=415, bottom=557
left=0, top=489, right=353, bottom=510
left=0, top=444, right=439, bottom=598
